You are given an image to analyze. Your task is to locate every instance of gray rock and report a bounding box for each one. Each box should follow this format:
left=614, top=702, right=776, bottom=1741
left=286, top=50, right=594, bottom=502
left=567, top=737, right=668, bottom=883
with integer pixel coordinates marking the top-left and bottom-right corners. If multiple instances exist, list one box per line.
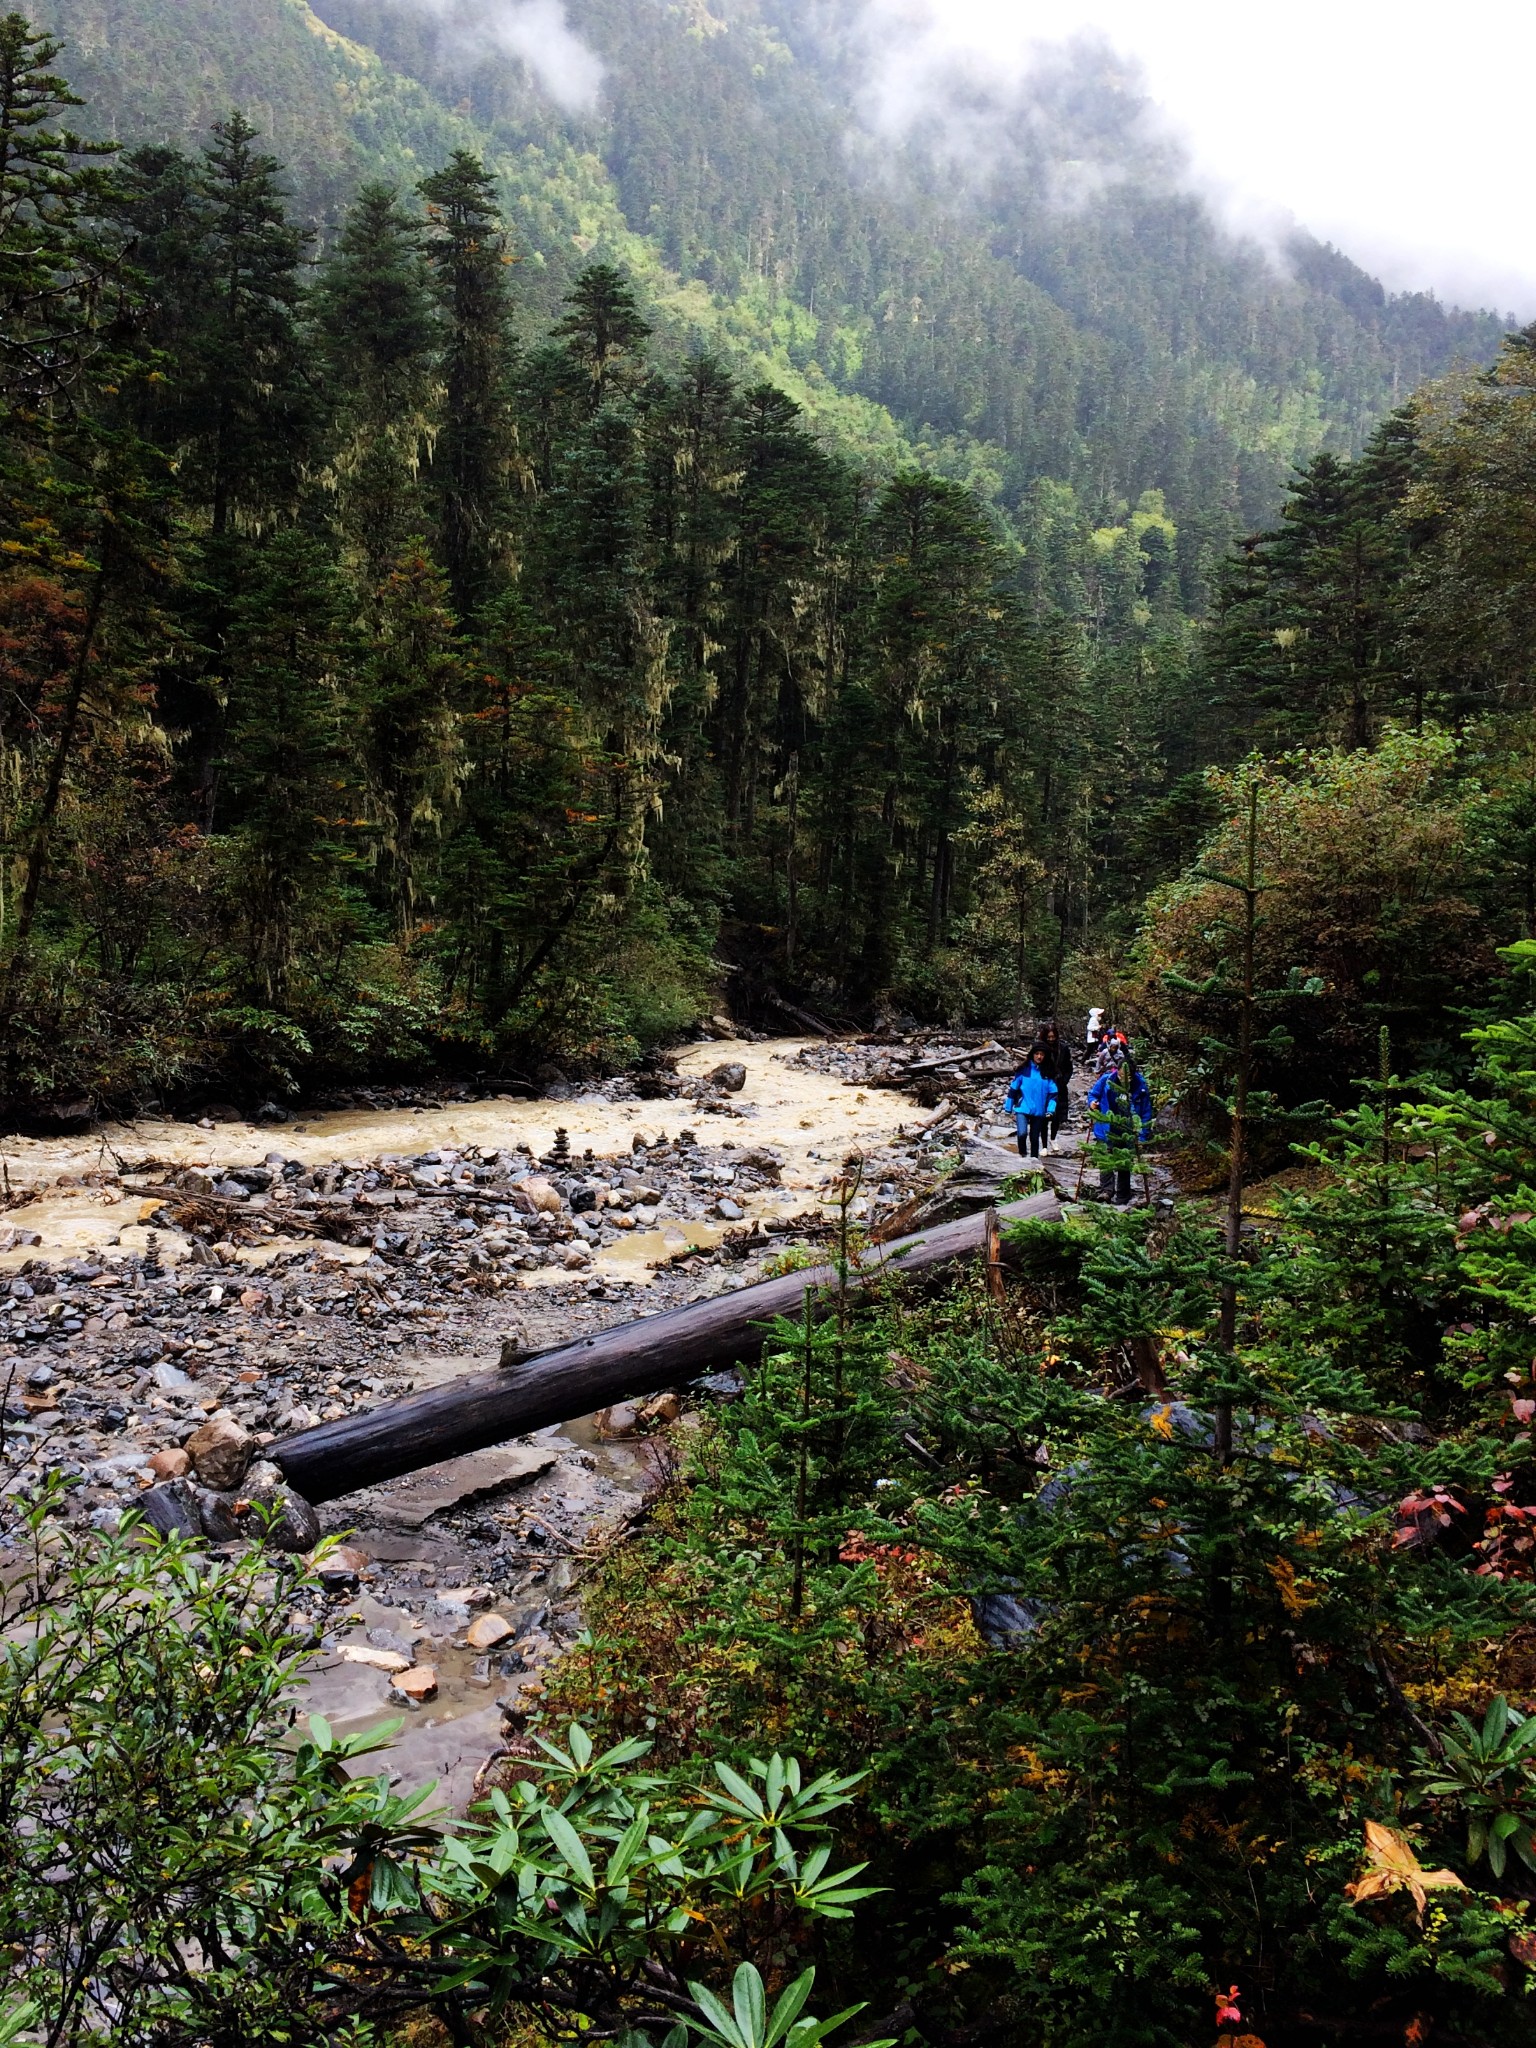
left=715, top=1197, right=744, bottom=1221
left=195, top=1486, right=242, bottom=1543
left=237, top=1458, right=321, bottom=1552
left=136, top=1479, right=200, bottom=1540
left=368, top=1444, right=558, bottom=1530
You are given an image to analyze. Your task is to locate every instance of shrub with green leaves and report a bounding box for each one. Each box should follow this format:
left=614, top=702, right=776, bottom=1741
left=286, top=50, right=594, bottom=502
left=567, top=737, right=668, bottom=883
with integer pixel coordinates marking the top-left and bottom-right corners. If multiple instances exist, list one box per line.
left=0, top=1478, right=883, bottom=2047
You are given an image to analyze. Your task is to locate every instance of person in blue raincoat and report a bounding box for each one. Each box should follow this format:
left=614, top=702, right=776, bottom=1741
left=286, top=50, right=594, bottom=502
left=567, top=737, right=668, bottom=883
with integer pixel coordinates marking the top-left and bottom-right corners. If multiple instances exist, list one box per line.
left=1004, top=1047, right=1057, bottom=1159
left=1086, top=1049, right=1153, bottom=1203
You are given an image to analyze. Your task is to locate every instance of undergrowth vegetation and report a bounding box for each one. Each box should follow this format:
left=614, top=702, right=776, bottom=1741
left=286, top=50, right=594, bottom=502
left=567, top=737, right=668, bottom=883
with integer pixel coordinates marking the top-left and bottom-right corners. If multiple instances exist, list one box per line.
left=538, top=955, right=1536, bottom=2046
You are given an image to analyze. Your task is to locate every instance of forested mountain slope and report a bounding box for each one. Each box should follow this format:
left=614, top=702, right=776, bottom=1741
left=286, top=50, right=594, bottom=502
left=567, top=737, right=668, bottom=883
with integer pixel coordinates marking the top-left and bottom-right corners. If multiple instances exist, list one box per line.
left=37, top=0, right=1508, bottom=578
left=2, top=0, right=1529, bottom=1121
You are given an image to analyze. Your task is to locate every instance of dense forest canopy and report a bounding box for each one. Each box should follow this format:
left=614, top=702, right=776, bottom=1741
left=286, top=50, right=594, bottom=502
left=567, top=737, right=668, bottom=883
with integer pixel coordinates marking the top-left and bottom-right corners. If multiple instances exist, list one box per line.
left=14, top=5, right=1536, bottom=2048
left=0, top=0, right=1524, bottom=1116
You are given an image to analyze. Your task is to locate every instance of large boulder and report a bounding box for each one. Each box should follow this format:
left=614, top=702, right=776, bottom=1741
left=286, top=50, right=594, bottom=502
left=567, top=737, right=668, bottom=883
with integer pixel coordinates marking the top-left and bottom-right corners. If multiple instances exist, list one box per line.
left=136, top=1478, right=200, bottom=1539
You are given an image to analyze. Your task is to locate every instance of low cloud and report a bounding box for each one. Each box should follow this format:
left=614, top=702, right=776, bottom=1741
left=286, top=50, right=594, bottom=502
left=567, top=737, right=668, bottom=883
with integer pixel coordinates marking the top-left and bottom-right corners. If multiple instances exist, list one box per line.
left=372, top=0, right=603, bottom=114
left=852, top=5, right=1183, bottom=209
left=839, top=0, right=1536, bottom=316
left=479, top=0, right=602, bottom=113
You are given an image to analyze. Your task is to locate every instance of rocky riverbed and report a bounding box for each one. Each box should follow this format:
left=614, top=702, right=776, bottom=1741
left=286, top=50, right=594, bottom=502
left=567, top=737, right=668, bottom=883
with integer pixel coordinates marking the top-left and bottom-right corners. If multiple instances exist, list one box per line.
left=0, top=1035, right=1039, bottom=1805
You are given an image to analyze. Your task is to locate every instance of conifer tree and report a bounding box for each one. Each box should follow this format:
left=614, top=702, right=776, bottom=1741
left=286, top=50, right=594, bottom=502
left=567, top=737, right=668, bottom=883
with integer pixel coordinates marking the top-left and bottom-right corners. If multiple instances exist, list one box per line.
left=0, top=12, right=121, bottom=458
left=552, top=262, right=651, bottom=413
left=105, top=145, right=210, bottom=448
left=219, top=529, right=346, bottom=1001
left=354, top=544, right=468, bottom=934
left=314, top=182, right=438, bottom=586
left=418, top=151, right=512, bottom=621
left=189, top=112, right=312, bottom=537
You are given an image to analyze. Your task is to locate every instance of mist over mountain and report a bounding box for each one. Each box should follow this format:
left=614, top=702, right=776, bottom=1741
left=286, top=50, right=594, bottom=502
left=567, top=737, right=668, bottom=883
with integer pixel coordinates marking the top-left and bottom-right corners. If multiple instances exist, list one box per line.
left=37, top=0, right=1507, bottom=557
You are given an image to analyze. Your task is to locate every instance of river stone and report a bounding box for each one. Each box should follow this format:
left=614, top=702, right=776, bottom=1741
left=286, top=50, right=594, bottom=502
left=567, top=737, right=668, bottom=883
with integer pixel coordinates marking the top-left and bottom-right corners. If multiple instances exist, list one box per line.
left=185, top=1415, right=254, bottom=1491
left=239, top=1459, right=321, bottom=1553
left=137, top=1478, right=200, bottom=1540
left=369, top=1444, right=558, bottom=1530
left=195, top=1487, right=242, bottom=1543
left=391, top=1663, right=438, bottom=1703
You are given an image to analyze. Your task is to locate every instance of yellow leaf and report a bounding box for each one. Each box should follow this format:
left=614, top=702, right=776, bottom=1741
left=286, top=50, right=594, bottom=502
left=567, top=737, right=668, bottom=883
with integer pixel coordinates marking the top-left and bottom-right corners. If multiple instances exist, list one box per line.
left=1345, top=1821, right=1466, bottom=1920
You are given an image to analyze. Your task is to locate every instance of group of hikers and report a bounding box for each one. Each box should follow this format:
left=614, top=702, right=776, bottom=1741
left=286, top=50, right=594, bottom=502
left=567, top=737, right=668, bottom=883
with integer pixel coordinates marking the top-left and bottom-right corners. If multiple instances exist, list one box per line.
left=1003, top=1009, right=1154, bottom=1204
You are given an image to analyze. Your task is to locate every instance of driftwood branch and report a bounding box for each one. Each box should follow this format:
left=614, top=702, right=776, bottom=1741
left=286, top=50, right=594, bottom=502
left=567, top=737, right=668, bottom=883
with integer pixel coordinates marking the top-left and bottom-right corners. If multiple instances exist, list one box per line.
left=273, top=1190, right=1061, bottom=1502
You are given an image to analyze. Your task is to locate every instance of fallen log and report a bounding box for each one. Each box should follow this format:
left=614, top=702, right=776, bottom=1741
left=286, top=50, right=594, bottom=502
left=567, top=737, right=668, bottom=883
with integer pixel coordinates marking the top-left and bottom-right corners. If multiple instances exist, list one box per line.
left=273, top=1189, right=1062, bottom=1503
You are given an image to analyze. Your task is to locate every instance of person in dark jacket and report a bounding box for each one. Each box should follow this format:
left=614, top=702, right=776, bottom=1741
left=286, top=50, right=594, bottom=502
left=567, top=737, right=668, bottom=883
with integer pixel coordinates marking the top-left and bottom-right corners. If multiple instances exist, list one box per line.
left=1085, top=1052, right=1153, bottom=1202
left=1004, top=1049, right=1056, bottom=1159
left=1036, top=1022, right=1073, bottom=1144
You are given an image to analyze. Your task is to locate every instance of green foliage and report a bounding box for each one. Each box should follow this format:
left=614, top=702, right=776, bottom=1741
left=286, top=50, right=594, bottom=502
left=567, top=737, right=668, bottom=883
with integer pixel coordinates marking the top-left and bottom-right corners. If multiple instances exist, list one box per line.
left=0, top=1477, right=429, bottom=2043
left=544, top=990, right=1536, bottom=2045
left=1136, top=729, right=1490, bottom=1119
left=0, top=1467, right=884, bottom=2046
left=1415, top=1697, right=1536, bottom=1879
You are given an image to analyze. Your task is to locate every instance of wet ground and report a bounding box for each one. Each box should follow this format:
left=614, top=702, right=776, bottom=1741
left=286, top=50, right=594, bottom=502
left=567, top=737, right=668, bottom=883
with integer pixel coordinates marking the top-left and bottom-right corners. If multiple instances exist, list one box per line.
left=0, top=1033, right=1114, bottom=1806
left=0, top=1036, right=1021, bottom=1806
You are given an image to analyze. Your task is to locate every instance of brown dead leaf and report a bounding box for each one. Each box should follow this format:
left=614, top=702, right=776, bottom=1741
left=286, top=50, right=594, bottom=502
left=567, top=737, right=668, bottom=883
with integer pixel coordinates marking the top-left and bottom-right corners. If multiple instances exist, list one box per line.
left=1345, top=1821, right=1466, bottom=1920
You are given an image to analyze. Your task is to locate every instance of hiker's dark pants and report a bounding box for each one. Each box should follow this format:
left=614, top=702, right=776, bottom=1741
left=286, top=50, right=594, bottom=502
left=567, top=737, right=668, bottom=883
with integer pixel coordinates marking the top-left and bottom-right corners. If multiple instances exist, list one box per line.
left=1099, top=1165, right=1132, bottom=1202
left=1050, top=1087, right=1068, bottom=1140
left=1018, top=1116, right=1048, bottom=1158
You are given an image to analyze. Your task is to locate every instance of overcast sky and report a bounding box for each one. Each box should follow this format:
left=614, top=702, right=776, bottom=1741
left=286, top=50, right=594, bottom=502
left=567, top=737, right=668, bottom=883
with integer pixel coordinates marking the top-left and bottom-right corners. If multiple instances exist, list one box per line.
left=872, top=0, right=1534, bottom=316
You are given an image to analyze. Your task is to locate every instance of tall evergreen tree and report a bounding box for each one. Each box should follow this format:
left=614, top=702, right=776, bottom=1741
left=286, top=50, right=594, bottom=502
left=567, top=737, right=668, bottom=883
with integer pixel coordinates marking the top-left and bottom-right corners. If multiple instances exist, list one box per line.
left=354, top=544, right=467, bottom=934
left=552, top=262, right=651, bottom=413
left=1210, top=413, right=1419, bottom=751
left=189, top=112, right=311, bottom=537
left=418, top=151, right=512, bottom=621
left=0, top=12, right=121, bottom=458
left=313, top=181, right=438, bottom=586
left=218, top=529, right=345, bottom=1001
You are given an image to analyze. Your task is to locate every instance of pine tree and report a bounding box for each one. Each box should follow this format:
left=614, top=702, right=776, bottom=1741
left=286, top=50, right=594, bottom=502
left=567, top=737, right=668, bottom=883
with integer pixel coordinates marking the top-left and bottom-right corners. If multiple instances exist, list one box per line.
left=1209, top=413, right=1418, bottom=752
left=219, top=529, right=346, bottom=1001
left=0, top=13, right=121, bottom=457
left=354, top=544, right=468, bottom=935
left=552, top=262, right=651, bottom=413
left=0, top=23, right=176, bottom=1001
left=105, top=144, right=211, bottom=453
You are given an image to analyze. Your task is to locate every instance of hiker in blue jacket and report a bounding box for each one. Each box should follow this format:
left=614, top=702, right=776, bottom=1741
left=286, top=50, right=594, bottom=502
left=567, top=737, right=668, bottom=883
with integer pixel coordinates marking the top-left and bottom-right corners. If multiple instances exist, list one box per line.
left=1086, top=1050, right=1153, bottom=1203
left=1004, top=1047, right=1057, bottom=1159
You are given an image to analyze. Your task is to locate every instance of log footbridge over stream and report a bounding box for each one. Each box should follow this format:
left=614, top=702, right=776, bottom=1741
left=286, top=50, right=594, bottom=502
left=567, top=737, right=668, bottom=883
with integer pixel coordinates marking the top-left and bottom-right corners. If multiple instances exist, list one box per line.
left=272, top=1190, right=1061, bottom=1503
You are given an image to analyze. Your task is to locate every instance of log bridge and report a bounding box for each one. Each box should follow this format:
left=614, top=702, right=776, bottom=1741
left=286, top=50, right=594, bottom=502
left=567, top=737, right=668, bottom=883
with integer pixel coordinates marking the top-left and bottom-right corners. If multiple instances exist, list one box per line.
left=272, top=1190, right=1061, bottom=1503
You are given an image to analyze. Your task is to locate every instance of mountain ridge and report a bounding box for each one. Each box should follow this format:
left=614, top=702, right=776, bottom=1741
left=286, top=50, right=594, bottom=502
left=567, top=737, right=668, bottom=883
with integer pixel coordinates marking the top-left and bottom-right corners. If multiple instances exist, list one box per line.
left=34, top=0, right=1511, bottom=568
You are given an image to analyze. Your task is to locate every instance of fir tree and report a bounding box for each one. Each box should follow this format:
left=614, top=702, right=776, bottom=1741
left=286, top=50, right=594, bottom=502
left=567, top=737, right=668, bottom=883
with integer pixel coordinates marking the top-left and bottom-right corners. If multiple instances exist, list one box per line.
left=354, top=543, right=467, bottom=935
left=190, top=112, right=311, bottom=537
left=552, top=262, right=651, bottom=413
left=418, top=150, right=512, bottom=621
left=314, top=181, right=438, bottom=585
left=218, top=528, right=346, bottom=1001
left=0, top=12, right=121, bottom=449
